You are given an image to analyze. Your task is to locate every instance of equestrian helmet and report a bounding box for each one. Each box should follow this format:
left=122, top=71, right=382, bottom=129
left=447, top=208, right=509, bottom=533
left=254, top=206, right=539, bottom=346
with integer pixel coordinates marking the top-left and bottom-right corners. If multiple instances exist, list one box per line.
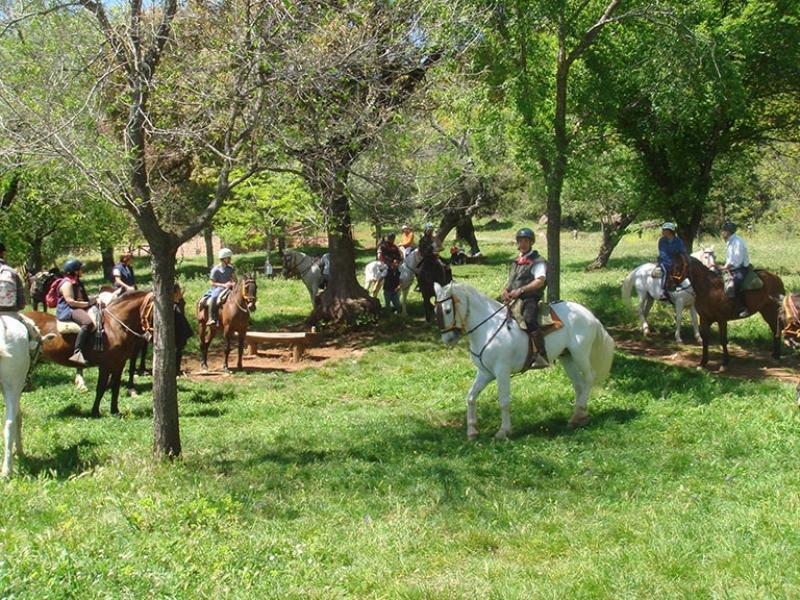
left=62, top=258, right=83, bottom=274
left=402, top=224, right=411, bottom=231
left=661, top=222, right=677, bottom=232
left=219, top=248, right=233, bottom=260
left=423, top=223, right=434, bottom=233
left=387, top=232, right=396, bottom=241
left=721, top=222, right=737, bottom=234
left=515, top=227, right=535, bottom=241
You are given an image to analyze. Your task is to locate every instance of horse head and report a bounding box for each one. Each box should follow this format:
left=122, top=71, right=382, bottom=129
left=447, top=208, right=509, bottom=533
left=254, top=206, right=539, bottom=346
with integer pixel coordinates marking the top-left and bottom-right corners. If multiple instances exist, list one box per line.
left=692, top=246, right=716, bottom=270
left=239, top=274, right=258, bottom=313
left=434, top=281, right=464, bottom=345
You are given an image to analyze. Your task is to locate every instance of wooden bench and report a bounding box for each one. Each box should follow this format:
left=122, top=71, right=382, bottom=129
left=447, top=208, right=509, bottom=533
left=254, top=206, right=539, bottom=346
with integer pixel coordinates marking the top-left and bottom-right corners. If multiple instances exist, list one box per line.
left=242, top=331, right=320, bottom=362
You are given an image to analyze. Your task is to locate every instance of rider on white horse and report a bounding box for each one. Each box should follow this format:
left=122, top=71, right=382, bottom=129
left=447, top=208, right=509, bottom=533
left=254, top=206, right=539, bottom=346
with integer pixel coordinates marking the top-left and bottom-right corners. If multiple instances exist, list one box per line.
left=203, top=248, right=237, bottom=325
left=501, top=228, right=548, bottom=368
left=657, top=222, right=688, bottom=301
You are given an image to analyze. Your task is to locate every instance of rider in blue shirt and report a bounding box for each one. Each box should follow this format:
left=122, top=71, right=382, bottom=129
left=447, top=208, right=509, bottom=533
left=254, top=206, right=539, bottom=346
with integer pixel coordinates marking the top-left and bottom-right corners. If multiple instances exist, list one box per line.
left=203, top=248, right=237, bottom=325
left=657, top=222, right=687, bottom=300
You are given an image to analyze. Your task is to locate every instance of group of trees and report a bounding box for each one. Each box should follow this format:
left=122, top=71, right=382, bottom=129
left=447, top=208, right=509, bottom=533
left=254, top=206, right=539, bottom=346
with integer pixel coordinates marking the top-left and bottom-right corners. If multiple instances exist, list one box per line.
left=1, top=0, right=797, bottom=457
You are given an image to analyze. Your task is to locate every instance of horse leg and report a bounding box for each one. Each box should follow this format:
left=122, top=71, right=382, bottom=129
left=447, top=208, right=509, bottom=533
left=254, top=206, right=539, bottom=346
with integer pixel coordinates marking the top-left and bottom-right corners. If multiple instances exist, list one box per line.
left=92, top=367, right=111, bottom=418
left=689, top=304, right=702, bottom=343
left=75, top=368, right=88, bottom=393
left=126, top=348, right=138, bottom=397
left=760, top=306, right=782, bottom=361
left=223, top=333, right=232, bottom=374
left=699, top=316, right=711, bottom=369
left=237, top=333, right=245, bottom=370
left=199, top=325, right=210, bottom=371
left=673, top=296, right=685, bottom=343
left=719, top=321, right=730, bottom=372
left=494, top=367, right=512, bottom=440
left=639, top=293, right=651, bottom=336
left=465, top=370, right=493, bottom=440
left=110, top=369, right=123, bottom=416
left=2, top=388, right=19, bottom=477
left=401, top=286, right=409, bottom=316
left=560, top=354, right=592, bottom=428
left=137, top=341, right=148, bottom=375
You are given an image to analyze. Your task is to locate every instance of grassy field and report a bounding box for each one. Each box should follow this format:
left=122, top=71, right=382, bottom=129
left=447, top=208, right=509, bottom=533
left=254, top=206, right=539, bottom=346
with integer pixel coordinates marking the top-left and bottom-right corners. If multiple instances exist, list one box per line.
left=2, top=223, right=799, bottom=598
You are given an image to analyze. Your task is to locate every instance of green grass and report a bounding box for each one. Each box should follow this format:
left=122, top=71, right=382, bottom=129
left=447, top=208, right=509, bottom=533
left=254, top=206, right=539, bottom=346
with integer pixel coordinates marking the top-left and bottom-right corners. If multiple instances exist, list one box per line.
left=3, top=224, right=800, bottom=598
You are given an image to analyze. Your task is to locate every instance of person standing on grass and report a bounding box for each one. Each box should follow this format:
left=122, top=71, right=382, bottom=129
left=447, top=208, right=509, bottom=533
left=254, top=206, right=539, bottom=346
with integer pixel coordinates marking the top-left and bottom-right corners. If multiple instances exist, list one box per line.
left=383, top=258, right=402, bottom=313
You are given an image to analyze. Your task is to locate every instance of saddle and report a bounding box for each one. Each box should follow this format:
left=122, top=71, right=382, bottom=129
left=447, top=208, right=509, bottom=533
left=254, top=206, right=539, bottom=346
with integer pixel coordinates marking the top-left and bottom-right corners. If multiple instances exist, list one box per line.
left=197, top=288, right=231, bottom=310
left=510, top=300, right=564, bottom=335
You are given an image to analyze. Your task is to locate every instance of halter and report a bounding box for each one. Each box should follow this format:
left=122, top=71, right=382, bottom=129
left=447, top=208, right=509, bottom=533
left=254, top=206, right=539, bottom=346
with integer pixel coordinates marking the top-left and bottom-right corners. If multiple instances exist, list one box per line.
left=435, top=289, right=514, bottom=371
left=284, top=253, right=314, bottom=278
left=782, top=294, right=800, bottom=341
left=235, top=278, right=258, bottom=314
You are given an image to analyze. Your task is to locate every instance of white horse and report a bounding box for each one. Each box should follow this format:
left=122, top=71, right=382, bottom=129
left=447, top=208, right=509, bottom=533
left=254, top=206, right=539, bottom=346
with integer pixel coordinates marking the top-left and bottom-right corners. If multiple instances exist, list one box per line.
left=621, top=247, right=715, bottom=343
left=434, top=282, right=615, bottom=440
left=364, top=250, right=422, bottom=315
left=283, top=250, right=324, bottom=306
left=0, top=315, right=31, bottom=477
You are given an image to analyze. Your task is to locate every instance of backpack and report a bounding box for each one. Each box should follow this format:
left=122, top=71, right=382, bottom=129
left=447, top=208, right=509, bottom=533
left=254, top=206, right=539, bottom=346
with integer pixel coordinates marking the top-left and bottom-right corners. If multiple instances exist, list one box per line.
left=0, top=265, right=18, bottom=310
left=45, top=276, right=66, bottom=308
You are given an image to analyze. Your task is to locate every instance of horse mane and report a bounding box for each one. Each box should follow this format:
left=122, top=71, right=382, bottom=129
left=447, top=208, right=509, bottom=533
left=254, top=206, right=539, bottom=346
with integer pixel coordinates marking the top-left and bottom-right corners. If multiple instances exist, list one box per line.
left=450, top=281, right=503, bottom=310
left=108, top=289, right=152, bottom=307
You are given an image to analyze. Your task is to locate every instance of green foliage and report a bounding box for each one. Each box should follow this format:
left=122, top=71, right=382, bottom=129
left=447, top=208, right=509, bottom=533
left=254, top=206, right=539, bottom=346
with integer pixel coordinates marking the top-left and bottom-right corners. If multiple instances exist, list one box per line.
left=214, top=172, right=319, bottom=250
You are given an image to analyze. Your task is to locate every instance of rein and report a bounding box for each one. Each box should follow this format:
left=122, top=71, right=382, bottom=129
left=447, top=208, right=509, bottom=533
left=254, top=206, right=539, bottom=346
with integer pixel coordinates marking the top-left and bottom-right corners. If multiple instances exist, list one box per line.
left=234, top=280, right=257, bottom=314
left=102, top=301, right=149, bottom=340
left=436, top=291, right=514, bottom=370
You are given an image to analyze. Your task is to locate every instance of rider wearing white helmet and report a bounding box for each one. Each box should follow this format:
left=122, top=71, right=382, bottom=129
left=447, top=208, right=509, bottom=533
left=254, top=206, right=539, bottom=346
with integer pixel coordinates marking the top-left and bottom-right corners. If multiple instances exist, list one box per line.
left=203, top=248, right=237, bottom=325
left=501, top=227, right=548, bottom=368
left=657, top=222, right=687, bottom=301
left=419, top=223, right=436, bottom=258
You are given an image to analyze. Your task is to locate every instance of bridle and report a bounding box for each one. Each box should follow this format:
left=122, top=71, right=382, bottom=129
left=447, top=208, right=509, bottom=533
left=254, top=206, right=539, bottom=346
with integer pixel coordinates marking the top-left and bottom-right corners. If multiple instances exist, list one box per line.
left=101, top=295, right=150, bottom=341
left=235, top=278, right=258, bottom=314
left=435, top=287, right=514, bottom=370
left=283, top=252, right=313, bottom=278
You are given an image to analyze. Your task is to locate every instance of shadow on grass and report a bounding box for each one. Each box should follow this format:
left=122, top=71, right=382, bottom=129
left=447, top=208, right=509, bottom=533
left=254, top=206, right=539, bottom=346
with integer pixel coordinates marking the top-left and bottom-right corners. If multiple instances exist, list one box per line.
left=564, top=254, right=653, bottom=273
left=20, top=439, right=99, bottom=479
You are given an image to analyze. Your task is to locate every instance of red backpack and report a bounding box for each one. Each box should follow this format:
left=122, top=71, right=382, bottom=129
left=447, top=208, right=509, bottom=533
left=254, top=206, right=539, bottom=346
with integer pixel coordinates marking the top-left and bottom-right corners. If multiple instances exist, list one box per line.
left=45, top=276, right=65, bottom=308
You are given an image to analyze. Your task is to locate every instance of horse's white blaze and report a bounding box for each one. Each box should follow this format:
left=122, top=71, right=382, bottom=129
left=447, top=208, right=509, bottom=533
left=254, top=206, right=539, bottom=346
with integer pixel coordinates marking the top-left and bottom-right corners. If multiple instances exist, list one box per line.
left=0, top=316, right=30, bottom=477
left=435, top=282, right=614, bottom=438
left=621, top=249, right=714, bottom=343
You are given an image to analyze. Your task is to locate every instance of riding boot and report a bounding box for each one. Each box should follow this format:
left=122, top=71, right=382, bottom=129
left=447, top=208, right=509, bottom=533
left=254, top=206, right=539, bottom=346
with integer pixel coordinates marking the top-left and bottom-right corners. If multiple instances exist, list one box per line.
left=208, top=297, right=219, bottom=325
left=530, top=329, right=549, bottom=368
left=69, top=327, right=91, bottom=366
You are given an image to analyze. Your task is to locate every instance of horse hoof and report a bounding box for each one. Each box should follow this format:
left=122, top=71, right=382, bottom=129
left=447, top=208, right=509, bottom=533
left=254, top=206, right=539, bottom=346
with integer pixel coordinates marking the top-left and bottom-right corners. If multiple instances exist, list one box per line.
left=467, top=429, right=479, bottom=440
left=127, top=388, right=138, bottom=398
left=493, top=429, right=509, bottom=440
left=111, top=412, right=123, bottom=419
left=90, top=411, right=101, bottom=419
left=719, top=364, right=727, bottom=373
left=568, top=414, right=590, bottom=429
left=77, top=385, right=88, bottom=393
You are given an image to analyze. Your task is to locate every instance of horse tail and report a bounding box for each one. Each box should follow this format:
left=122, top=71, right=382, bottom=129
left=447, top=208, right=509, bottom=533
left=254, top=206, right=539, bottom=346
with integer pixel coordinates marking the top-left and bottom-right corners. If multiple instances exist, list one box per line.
left=589, top=319, right=615, bottom=388
left=621, top=269, right=635, bottom=307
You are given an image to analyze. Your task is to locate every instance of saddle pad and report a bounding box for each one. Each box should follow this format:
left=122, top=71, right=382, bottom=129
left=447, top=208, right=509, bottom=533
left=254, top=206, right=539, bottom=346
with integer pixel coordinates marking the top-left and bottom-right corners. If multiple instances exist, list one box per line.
left=57, top=320, right=80, bottom=334
left=743, top=267, right=764, bottom=291
left=197, top=288, right=231, bottom=309
left=510, top=301, right=564, bottom=335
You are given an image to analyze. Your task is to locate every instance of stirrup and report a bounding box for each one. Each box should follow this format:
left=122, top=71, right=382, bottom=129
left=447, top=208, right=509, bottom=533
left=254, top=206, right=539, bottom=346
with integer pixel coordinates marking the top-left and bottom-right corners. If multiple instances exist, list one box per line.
left=69, top=351, right=88, bottom=366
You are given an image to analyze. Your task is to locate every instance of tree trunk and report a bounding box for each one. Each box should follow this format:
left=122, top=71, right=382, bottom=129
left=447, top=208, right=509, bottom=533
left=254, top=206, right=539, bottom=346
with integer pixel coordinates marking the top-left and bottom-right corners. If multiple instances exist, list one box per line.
left=311, top=182, right=379, bottom=324
left=586, top=212, right=637, bottom=270
left=676, top=203, right=704, bottom=252
left=455, top=217, right=480, bottom=255
left=26, top=238, right=43, bottom=274
left=149, top=237, right=181, bottom=458
left=434, top=210, right=461, bottom=247
left=0, top=173, right=19, bottom=210
left=101, top=246, right=115, bottom=281
left=203, top=226, right=214, bottom=269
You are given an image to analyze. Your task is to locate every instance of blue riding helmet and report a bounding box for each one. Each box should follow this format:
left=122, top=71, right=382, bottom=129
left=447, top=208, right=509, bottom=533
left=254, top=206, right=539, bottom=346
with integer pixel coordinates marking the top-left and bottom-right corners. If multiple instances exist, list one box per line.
left=62, top=258, right=84, bottom=275
left=515, top=227, right=535, bottom=241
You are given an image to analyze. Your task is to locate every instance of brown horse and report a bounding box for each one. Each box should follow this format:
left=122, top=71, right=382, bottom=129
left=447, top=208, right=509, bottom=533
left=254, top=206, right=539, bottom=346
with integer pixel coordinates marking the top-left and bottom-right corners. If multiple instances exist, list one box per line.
left=24, top=290, right=152, bottom=417
left=684, top=255, right=785, bottom=371
left=197, top=276, right=257, bottom=372
left=779, top=293, right=800, bottom=404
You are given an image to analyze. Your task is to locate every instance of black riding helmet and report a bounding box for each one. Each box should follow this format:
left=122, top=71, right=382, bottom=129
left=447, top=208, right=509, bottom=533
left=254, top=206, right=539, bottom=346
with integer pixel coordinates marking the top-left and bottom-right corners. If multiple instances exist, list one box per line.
left=515, top=227, right=535, bottom=242
left=721, top=222, right=737, bottom=234
left=387, top=232, right=396, bottom=241
left=62, top=258, right=84, bottom=275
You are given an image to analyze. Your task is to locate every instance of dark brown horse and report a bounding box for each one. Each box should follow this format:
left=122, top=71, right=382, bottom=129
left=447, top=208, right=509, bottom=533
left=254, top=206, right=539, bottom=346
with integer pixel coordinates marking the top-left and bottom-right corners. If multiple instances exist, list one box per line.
left=24, top=290, right=153, bottom=417
left=418, top=255, right=452, bottom=322
left=197, top=276, right=257, bottom=372
left=684, top=255, right=785, bottom=371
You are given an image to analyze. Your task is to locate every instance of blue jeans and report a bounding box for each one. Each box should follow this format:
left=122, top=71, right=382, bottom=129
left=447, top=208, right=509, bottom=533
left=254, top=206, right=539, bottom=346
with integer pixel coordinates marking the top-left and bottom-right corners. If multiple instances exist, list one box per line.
left=384, top=289, right=401, bottom=312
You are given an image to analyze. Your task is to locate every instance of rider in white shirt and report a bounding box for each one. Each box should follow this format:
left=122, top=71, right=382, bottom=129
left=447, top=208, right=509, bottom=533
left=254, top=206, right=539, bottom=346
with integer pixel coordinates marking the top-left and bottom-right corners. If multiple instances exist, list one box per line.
left=720, top=222, right=750, bottom=317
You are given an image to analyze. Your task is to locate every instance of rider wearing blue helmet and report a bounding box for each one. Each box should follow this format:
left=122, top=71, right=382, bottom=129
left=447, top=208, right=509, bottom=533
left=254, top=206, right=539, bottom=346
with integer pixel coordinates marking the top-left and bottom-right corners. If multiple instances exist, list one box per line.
left=502, top=227, right=548, bottom=368
left=57, top=258, right=96, bottom=365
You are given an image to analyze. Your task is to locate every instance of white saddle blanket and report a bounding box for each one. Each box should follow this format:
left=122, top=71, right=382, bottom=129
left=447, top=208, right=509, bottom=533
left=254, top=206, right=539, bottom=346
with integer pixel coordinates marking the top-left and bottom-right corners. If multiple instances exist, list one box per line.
left=198, top=288, right=231, bottom=309
left=57, top=305, right=101, bottom=334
